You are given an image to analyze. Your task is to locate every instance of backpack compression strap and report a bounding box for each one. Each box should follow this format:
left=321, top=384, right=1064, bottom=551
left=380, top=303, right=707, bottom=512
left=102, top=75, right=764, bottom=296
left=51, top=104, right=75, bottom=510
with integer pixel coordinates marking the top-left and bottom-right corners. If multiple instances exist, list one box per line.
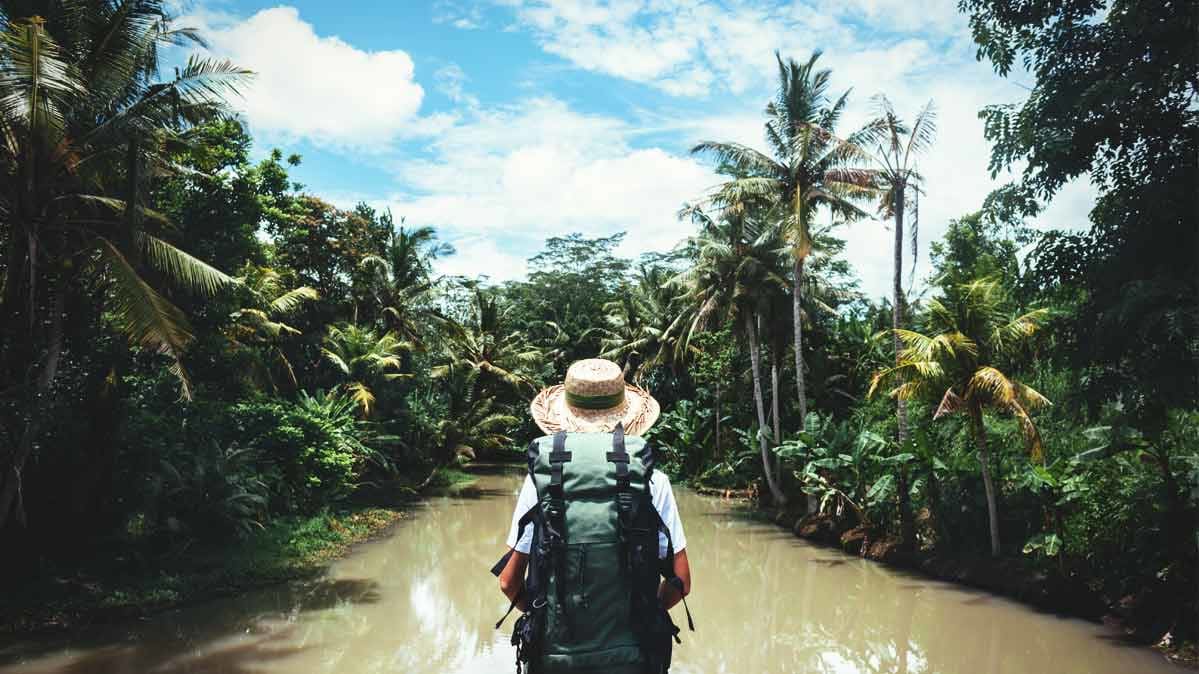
left=609, top=423, right=634, bottom=526
left=547, top=431, right=573, bottom=637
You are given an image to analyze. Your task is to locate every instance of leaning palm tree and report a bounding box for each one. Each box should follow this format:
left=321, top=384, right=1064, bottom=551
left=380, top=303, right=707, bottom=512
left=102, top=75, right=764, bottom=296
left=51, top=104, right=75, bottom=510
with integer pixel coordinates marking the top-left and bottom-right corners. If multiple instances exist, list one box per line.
left=862, top=94, right=937, bottom=549
left=675, top=207, right=791, bottom=504
left=226, top=265, right=319, bottom=392
left=692, top=51, right=877, bottom=434
left=0, top=2, right=250, bottom=527
left=321, top=324, right=410, bottom=417
left=869, top=278, right=1050, bottom=556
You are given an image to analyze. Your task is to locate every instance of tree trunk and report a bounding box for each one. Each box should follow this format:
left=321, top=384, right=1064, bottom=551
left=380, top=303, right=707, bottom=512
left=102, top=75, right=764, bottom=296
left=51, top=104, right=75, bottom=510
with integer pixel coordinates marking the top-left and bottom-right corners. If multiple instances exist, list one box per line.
left=770, top=344, right=781, bottom=445
left=770, top=342, right=782, bottom=481
left=746, top=311, right=786, bottom=505
left=791, top=256, right=808, bottom=426
left=971, top=404, right=1001, bottom=557
left=0, top=279, right=66, bottom=528
left=893, top=182, right=916, bottom=551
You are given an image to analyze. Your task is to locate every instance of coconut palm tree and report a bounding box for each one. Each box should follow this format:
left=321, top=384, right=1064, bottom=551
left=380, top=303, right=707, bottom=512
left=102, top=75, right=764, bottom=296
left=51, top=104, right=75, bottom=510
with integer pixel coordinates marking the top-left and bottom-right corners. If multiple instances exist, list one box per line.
left=692, top=51, right=877, bottom=436
left=0, top=2, right=250, bottom=527
left=598, top=265, right=683, bottom=384
left=869, top=278, right=1050, bottom=556
left=675, top=207, right=791, bottom=504
left=863, top=95, right=937, bottom=548
left=763, top=224, right=858, bottom=440
left=435, top=288, right=541, bottom=397
left=358, top=222, right=453, bottom=347
left=434, top=364, right=520, bottom=465
left=226, top=265, right=319, bottom=393
left=321, top=324, right=409, bottom=417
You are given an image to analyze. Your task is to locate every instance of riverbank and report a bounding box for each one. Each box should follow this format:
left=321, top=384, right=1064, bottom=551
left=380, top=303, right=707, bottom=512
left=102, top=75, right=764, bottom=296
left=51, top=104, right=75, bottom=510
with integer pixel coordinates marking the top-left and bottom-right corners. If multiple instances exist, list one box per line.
left=0, top=467, right=479, bottom=639
left=0, top=506, right=404, bottom=639
left=752, top=503, right=1198, bottom=668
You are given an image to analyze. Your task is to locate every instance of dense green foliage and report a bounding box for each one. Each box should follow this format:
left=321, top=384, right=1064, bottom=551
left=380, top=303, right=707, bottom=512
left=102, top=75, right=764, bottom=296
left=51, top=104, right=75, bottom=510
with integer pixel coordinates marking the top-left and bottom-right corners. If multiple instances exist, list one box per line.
left=0, top=0, right=1194, bottom=646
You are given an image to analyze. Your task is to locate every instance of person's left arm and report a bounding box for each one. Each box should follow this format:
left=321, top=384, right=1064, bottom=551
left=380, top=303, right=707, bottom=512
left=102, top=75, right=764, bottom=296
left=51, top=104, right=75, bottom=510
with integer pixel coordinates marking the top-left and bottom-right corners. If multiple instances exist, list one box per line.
left=658, top=548, right=690, bottom=609
left=651, top=472, right=691, bottom=610
left=498, top=475, right=536, bottom=610
left=499, top=548, right=530, bottom=610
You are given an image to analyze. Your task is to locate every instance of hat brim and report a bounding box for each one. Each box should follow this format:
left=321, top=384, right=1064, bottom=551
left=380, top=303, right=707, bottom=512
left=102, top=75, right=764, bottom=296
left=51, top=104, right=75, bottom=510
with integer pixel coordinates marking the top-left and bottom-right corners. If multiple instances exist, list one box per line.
left=530, top=383, right=660, bottom=436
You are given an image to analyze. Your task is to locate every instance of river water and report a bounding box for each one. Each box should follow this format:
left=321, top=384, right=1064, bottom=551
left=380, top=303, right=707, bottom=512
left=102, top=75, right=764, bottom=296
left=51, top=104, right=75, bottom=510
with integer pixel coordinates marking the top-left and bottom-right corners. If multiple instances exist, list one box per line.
left=0, top=465, right=1184, bottom=674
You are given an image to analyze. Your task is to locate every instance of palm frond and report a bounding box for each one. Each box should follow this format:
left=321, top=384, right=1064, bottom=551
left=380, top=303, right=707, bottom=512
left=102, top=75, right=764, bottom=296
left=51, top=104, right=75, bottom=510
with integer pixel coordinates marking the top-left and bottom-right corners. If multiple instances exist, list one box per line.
left=690, top=141, right=781, bottom=178
left=934, top=387, right=965, bottom=419
left=97, top=237, right=194, bottom=398
left=270, top=286, right=319, bottom=315
left=967, top=366, right=1021, bottom=407
left=1009, top=399, right=1046, bottom=463
left=347, top=382, right=375, bottom=417
left=322, top=349, right=350, bottom=375
left=137, top=232, right=236, bottom=296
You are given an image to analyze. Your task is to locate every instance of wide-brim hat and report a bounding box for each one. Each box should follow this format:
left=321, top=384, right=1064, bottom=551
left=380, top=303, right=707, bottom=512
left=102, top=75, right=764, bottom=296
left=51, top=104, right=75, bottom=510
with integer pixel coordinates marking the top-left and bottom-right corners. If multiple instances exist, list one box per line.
left=530, top=358, right=660, bottom=436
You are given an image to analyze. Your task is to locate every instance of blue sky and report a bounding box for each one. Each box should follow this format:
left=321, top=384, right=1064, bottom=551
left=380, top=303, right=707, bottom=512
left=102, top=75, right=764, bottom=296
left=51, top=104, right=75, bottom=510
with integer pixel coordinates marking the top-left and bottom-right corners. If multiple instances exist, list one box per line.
left=179, top=0, right=1096, bottom=299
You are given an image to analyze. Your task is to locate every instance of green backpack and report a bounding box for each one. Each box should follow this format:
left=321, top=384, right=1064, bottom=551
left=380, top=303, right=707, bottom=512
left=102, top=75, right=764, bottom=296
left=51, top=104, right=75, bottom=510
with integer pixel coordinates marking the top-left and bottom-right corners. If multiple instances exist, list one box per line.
left=494, top=425, right=693, bottom=674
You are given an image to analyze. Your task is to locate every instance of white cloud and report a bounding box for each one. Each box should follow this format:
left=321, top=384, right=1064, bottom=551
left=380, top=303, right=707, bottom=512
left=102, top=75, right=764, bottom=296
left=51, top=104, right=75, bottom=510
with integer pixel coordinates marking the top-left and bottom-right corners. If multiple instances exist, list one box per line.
left=180, top=0, right=1097, bottom=302
left=184, top=6, right=424, bottom=148
left=821, top=0, right=968, bottom=36
left=388, top=97, right=716, bottom=276
left=490, top=1, right=878, bottom=97
left=434, top=0, right=488, bottom=30
left=436, top=236, right=529, bottom=282
left=435, top=63, right=480, bottom=107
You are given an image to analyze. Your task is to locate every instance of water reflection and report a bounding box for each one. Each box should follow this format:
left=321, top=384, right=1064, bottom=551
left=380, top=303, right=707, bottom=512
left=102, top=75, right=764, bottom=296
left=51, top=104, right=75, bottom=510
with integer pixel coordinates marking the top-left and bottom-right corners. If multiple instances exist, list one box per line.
left=0, top=467, right=1184, bottom=674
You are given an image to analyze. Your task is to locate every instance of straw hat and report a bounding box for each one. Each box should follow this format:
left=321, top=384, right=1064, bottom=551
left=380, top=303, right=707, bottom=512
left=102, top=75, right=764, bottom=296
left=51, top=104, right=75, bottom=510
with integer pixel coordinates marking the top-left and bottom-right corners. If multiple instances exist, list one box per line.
left=530, top=358, right=660, bottom=436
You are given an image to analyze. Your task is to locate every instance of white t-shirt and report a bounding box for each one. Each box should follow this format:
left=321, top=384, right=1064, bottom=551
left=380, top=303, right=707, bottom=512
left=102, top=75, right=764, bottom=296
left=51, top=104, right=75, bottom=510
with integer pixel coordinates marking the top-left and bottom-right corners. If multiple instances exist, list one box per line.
left=506, top=471, right=687, bottom=559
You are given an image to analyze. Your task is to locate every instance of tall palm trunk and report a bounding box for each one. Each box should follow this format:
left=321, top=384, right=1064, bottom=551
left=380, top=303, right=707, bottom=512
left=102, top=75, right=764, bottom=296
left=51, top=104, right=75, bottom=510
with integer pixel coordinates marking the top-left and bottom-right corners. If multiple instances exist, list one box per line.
left=792, top=254, right=814, bottom=512
left=770, top=343, right=782, bottom=478
left=770, top=339, right=781, bottom=444
left=791, top=256, right=808, bottom=424
left=970, top=403, right=1001, bottom=556
left=746, top=311, right=786, bottom=505
left=893, top=183, right=916, bottom=550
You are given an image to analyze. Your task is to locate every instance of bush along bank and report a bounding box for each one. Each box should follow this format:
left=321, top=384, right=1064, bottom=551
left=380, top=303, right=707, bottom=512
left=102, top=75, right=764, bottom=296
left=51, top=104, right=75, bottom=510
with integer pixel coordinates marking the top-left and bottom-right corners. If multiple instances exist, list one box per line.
left=0, top=506, right=406, bottom=638
left=0, top=466, right=478, bottom=639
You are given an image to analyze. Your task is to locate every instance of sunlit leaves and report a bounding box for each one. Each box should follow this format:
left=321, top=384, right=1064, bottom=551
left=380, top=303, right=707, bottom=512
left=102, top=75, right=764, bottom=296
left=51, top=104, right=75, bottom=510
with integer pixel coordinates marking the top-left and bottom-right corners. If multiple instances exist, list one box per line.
left=871, top=277, right=1050, bottom=462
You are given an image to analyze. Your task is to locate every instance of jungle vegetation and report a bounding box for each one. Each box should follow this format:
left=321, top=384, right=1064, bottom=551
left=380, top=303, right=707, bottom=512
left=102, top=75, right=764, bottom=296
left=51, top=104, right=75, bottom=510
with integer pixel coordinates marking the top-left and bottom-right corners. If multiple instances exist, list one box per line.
left=0, top=0, right=1195, bottom=646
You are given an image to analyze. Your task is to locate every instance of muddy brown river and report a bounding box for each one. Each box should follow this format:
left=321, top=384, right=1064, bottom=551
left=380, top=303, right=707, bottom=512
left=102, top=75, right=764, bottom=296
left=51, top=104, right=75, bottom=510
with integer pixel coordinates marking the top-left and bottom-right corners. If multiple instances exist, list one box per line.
left=0, top=465, right=1184, bottom=673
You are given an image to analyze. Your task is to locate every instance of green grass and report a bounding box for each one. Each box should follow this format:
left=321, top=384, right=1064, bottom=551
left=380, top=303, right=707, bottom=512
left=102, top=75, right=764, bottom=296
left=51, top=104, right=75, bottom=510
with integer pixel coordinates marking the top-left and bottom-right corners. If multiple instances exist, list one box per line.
left=429, top=466, right=478, bottom=488
left=0, top=506, right=405, bottom=637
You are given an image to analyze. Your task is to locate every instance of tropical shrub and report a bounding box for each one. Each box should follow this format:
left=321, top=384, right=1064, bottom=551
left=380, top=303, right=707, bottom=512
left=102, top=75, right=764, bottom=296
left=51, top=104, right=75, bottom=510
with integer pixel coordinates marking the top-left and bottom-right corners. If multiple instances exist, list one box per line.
left=149, top=441, right=269, bottom=541
left=645, top=398, right=718, bottom=479
left=227, top=392, right=372, bottom=511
